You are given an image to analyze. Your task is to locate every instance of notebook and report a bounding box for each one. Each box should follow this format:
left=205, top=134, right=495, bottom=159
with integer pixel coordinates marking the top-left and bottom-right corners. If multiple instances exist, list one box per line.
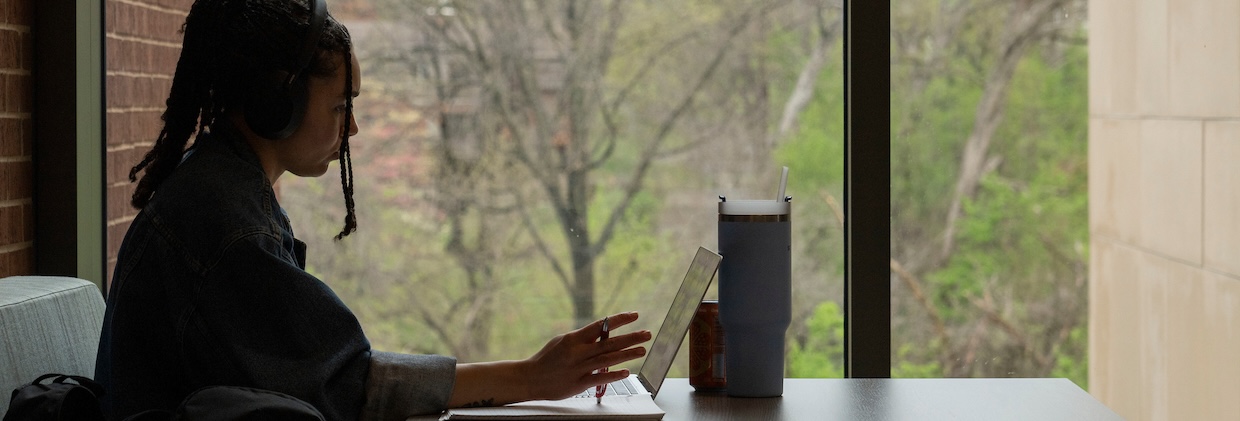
left=441, top=247, right=723, bottom=420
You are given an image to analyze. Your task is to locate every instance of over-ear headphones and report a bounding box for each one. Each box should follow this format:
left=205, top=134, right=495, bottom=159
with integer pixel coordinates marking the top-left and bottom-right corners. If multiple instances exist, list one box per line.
left=244, top=0, right=328, bottom=140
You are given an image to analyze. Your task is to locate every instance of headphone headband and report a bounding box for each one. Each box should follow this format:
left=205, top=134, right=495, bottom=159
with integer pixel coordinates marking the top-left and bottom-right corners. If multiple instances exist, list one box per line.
left=247, top=0, right=330, bottom=140
left=288, top=0, right=328, bottom=86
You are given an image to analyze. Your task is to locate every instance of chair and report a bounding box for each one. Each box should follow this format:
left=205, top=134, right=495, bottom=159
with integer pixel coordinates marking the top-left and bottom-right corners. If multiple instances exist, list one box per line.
left=0, top=276, right=106, bottom=415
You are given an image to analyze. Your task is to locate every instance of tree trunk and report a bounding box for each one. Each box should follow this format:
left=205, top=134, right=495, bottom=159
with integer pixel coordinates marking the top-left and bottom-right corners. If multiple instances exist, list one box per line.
left=938, top=0, right=1066, bottom=263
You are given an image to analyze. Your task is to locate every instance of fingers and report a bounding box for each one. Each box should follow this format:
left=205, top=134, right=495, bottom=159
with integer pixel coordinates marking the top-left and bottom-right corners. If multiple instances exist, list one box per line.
left=600, top=330, right=652, bottom=354
left=602, top=311, right=640, bottom=330
left=592, top=345, right=647, bottom=368
left=575, top=311, right=640, bottom=342
left=590, top=368, right=632, bottom=387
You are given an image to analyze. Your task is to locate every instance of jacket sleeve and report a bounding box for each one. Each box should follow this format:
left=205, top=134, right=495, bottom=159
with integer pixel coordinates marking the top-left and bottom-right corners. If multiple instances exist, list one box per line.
left=361, top=351, right=456, bottom=421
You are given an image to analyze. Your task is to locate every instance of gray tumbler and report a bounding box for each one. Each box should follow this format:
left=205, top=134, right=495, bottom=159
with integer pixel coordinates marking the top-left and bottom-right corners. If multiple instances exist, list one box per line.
left=717, top=198, right=790, bottom=397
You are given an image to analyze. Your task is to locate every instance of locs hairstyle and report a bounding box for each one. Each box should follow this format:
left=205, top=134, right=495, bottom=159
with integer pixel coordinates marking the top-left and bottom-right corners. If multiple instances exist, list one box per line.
left=128, top=0, right=358, bottom=239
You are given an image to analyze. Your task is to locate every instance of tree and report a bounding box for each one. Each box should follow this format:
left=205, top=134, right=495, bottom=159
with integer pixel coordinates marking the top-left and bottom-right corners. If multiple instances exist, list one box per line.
left=366, top=0, right=805, bottom=328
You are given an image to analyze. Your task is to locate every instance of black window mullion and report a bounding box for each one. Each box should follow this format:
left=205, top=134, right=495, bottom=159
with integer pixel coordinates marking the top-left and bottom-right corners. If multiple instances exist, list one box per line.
left=842, top=0, right=891, bottom=378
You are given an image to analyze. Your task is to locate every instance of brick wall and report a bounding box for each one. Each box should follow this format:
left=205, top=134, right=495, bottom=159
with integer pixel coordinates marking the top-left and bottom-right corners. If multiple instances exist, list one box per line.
left=0, top=0, right=35, bottom=278
left=104, top=0, right=189, bottom=284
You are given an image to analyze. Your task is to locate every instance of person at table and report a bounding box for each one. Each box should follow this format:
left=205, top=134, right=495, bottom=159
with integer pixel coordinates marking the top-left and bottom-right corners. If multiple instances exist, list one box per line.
left=94, top=1, right=651, bottom=419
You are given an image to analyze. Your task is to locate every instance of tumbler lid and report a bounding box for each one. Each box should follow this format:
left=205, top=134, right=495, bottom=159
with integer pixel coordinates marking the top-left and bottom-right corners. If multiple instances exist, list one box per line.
left=718, top=199, right=789, bottom=216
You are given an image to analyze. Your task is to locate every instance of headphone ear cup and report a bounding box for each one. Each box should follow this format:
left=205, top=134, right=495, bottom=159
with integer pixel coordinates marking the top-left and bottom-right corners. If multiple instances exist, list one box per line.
left=244, top=76, right=309, bottom=140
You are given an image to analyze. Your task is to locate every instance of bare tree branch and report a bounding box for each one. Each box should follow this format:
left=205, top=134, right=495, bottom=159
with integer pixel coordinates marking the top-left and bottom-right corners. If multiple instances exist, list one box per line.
left=592, top=12, right=757, bottom=258
left=514, top=192, right=573, bottom=294
left=773, top=8, right=842, bottom=144
left=891, top=258, right=951, bottom=351
left=939, top=0, right=1070, bottom=263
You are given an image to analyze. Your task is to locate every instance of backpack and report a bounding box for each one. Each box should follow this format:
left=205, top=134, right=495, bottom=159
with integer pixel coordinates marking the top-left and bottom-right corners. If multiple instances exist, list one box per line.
left=4, top=374, right=324, bottom=421
left=124, top=386, right=326, bottom=421
left=3, top=373, right=105, bottom=421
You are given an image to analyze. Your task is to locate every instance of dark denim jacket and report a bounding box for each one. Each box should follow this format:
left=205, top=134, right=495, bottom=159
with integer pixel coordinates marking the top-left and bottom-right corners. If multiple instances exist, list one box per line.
left=96, top=126, right=455, bottom=421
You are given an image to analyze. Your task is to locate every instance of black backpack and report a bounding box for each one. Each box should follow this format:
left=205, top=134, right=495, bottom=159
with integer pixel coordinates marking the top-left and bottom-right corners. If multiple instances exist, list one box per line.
left=5, top=374, right=324, bottom=421
left=126, top=386, right=325, bottom=421
left=3, top=373, right=105, bottom=421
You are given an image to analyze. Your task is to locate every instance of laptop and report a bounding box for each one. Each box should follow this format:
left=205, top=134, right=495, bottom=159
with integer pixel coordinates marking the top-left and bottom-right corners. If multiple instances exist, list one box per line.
left=440, top=247, right=722, bottom=420
left=570, top=246, right=722, bottom=399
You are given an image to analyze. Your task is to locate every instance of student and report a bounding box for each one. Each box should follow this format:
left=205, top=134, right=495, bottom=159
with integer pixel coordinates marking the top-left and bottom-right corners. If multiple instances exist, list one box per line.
left=93, top=1, right=651, bottom=420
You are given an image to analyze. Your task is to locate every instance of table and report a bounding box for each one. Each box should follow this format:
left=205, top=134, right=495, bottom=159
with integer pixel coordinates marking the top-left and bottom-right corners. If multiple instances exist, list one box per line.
left=654, top=378, right=1123, bottom=420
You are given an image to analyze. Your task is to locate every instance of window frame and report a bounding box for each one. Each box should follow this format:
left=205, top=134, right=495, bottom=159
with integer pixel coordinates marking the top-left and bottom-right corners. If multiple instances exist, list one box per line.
left=842, top=0, right=891, bottom=378
left=35, top=1, right=107, bottom=287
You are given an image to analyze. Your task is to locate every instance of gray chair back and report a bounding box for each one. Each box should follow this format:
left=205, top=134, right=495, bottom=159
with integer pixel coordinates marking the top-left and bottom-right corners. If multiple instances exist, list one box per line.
left=0, top=276, right=106, bottom=415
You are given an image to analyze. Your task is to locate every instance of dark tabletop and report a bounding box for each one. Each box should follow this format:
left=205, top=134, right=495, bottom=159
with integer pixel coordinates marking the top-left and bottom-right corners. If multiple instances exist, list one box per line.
left=654, top=378, right=1125, bottom=421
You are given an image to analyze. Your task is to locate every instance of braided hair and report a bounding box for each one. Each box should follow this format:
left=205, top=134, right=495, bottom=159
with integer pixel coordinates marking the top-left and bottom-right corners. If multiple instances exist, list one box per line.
left=128, top=0, right=358, bottom=239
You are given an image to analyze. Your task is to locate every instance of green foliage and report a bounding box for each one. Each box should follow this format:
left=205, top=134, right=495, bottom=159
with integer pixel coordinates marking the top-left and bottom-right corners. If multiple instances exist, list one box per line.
left=892, top=344, right=944, bottom=378
left=1051, top=326, right=1089, bottom=390
left=919, top=41, right=1089, bottom=378
left=773, top=42, right=845, bottom=188
left=786, top=301, right=844, bottom=378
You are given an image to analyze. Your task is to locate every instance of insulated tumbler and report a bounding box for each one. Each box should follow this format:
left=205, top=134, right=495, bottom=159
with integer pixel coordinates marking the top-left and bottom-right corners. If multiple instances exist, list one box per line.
left=717, top=198, right=790, bottom=397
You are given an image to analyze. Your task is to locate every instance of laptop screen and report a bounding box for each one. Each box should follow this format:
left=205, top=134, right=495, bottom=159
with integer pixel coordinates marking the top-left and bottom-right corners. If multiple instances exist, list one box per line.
left=638, top=247, right=722, bottom=397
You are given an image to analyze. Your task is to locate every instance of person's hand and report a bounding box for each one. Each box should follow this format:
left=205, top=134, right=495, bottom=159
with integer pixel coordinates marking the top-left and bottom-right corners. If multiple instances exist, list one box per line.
left=521, top=311, right=652, bottom=401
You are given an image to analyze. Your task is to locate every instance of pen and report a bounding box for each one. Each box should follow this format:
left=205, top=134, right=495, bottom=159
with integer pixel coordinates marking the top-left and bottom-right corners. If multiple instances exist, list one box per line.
left=596, top=317, right=609, bottom=404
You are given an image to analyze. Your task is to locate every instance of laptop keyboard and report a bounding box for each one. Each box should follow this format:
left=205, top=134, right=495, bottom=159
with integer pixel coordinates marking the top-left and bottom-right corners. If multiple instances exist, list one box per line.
left=572, top=377, right=639, bottom=398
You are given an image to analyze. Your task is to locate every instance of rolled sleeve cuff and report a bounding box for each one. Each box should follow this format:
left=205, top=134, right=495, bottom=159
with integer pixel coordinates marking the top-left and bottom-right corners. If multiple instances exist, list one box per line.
left=360, top=351, right=457, bottom=421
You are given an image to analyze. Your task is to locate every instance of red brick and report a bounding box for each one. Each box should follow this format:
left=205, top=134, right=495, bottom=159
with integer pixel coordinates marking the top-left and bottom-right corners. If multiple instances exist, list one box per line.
left=0, top=29, right=20, bottom=69
left=0, top=118, right=20, bottom=157
left=114, top=2, right=185, bottom=43
left=3, top=74, right=31, bottom=113
left=106, top=258, right=117, bottom=289
left=108, top=38, right=150, bottom=73
left=105, top=75, right=127, bottom=108
left=107, top=219, right=135, bottom=263
left=0, top=247, right=35, bottom=278
left=107, top=147, right=150, bottom=185
left=22, top=202, right=31, bottom=243
left=105, top=37, right=123, bottom=70
left=146, top=0, right=193, bottom=15
left=20, top=31, right=32, bottom=70
left=154, top=44, right=180, bottom=73
left=0, top=205, right=20, bottom=245
left=0, top=1, right=11, bottom=25
left=108, top=76, right=173, bottom=109
left=11, top=0, right=32, bottom=27
left=21, top=118, right=31, bottom=155
left=108, top=110, right=165, bottom=148
left=2, top=75, right=13, bottom=113
left=17, top=74, right=30, bottom=113
left=0, top=161, right=32, bottom=201
left=107, top=183, right=138, bottom=221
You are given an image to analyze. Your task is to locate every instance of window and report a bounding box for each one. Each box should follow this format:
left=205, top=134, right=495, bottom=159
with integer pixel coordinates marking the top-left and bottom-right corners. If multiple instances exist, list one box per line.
left=281, top=0, right=847, bottom=377
left=888, top=0, right=1088, bottom=384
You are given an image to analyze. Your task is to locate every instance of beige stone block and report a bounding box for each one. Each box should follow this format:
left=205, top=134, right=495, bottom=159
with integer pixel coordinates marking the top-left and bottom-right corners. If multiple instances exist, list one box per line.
left=1090, top=118, right=1142, bottom=244
left=1167, top=0, right=1240, bottom=118
left=1164, top=260, right=1207, bottom=420
left=1137, top=0, right=1170, bottom=116
left=1089, top=239, right=1144, bottom=420
left=1139, top=120, right=1203, bottom=264
left=1089, top=0, right=1139, bottom=116
left=1198, top=271, right=1240, bottom=420
left=1138, top=253, right=1171, bottom=420
left=1204, top=121, right=1240, bottom=277
left=1088, top=239, right=1109, bottom=401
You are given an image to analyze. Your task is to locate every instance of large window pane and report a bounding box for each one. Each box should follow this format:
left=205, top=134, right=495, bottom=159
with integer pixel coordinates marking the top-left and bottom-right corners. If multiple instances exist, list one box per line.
left=282, top=0, right=845, bottom=379
left=889, top=0, right=1089, bottom=384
